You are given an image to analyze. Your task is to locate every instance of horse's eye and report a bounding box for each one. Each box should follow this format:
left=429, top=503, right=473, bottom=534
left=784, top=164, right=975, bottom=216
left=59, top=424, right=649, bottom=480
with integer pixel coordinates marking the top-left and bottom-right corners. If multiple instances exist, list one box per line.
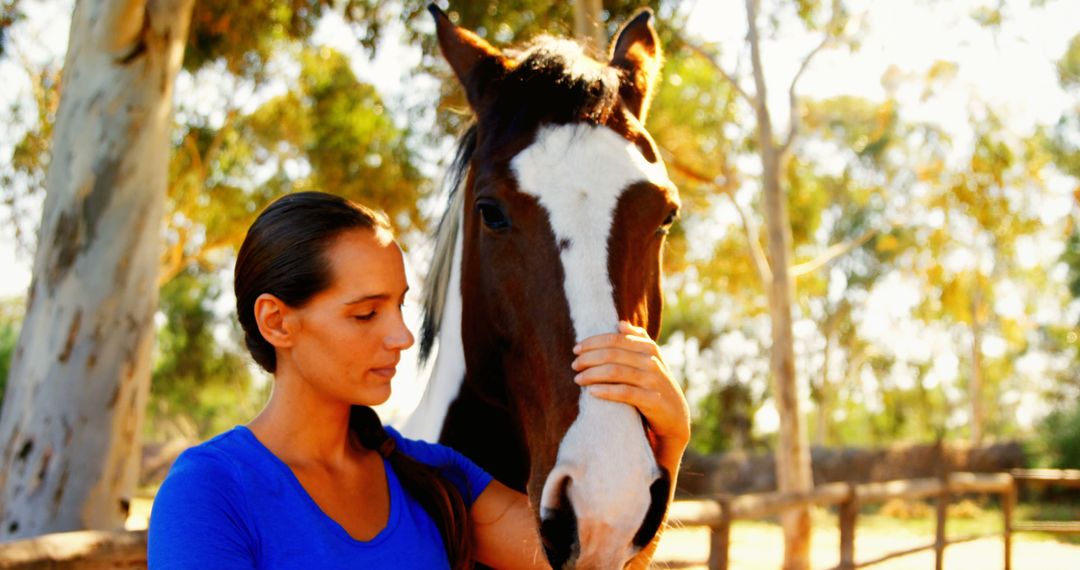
left=477, top=199, right=511, bottom=230
left=658, top=208, right=678, bottom=235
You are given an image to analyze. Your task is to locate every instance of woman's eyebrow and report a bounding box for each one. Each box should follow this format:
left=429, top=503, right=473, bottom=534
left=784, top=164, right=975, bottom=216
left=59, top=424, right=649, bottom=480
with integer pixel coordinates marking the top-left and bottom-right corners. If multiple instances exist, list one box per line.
left=344, top=294, right=388, bottom=305
left=344, top=286, right=409, bottom=305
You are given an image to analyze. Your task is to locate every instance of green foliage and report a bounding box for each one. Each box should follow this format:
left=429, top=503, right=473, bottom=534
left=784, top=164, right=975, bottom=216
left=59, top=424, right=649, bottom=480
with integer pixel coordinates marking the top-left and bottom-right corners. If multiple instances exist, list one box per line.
left=161, top=44, right=426, bottom=284
left=292, top=47, right=424, bottom=226
left=692, top=379, right=763, bottom=454
left=0, top=298, right=23, bottom=410
left=147, top=269, right=265, bottom=441
left=437, top=0, right=665, bottom=47
left=1036, top=401, right=1080, bottom=469
left=184, top=0, right=390, bottom=79
left=1057, top=32, right=1080, bottom=90
left=970, top=3, right=1004, bottom=29
left=1063, top=229, right=1080, bottom=299
left=1, top=61, right=59, bottom=252
left=802, top=96, right=899, bottom=167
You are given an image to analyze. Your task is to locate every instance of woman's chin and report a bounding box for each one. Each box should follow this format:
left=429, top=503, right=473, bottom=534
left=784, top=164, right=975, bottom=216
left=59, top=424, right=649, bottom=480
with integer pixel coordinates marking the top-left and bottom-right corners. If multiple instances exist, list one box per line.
left=358, top=383, right=393, bottom=407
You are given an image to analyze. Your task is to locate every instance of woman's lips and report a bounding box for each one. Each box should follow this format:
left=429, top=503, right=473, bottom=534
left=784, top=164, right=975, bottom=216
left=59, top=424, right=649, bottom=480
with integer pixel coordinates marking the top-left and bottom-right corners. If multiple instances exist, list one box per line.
left=370, top=366, right=396, bottom=378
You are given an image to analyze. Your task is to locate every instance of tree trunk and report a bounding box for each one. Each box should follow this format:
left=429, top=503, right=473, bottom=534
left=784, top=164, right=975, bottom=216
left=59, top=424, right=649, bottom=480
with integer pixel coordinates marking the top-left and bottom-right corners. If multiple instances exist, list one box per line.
left=744, top=0, right=814, bottom=568
left=572, top=0, right=605, bottom=54
left=0, top=0, right=195, bottom=539
left=969, top=287, right=984, bottom=446
left=816, top=329, right=830, bottom=446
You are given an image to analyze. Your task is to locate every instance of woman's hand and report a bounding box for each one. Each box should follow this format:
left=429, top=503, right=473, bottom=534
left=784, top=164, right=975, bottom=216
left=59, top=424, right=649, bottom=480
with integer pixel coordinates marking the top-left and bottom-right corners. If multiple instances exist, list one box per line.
left=571, top=321, right=690, bottom=470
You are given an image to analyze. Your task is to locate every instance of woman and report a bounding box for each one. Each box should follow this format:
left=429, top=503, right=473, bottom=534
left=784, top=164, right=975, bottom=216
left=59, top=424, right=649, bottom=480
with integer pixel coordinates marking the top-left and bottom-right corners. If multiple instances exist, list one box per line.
left=147, top=192, right=690, bottom=569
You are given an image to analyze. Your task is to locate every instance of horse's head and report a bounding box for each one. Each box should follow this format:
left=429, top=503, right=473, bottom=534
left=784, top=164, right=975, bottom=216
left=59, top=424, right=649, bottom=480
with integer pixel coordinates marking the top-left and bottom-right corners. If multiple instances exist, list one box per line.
left=429, top=6, right=679, bottom=568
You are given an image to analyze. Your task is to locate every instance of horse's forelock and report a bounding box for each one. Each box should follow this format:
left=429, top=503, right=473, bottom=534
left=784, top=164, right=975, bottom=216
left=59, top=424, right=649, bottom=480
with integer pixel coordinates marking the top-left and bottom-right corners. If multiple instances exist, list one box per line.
left=499, top=36, right=622, bottom=126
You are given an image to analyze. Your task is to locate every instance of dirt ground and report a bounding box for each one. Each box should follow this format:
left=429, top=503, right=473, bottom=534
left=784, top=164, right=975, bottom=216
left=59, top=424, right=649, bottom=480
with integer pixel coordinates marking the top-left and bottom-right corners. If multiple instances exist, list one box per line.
left=652, top=523, right=1080, bottom=570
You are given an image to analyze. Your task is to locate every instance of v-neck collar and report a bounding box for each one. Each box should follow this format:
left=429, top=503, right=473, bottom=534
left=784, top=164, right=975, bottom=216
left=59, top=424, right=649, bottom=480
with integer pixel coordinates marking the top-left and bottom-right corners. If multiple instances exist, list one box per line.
left=234, top=425, right=403, bottom=547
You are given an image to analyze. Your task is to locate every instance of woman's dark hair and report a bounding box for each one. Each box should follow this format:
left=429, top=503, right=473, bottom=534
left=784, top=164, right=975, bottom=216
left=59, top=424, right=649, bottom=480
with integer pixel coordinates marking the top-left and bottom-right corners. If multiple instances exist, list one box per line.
left=234, top=191, right=473, bottom=568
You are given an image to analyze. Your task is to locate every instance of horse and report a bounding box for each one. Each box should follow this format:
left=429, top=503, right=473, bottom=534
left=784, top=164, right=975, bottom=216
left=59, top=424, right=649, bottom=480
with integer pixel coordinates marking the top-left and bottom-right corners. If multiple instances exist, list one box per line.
left=401, top=6, right=681, bottom=568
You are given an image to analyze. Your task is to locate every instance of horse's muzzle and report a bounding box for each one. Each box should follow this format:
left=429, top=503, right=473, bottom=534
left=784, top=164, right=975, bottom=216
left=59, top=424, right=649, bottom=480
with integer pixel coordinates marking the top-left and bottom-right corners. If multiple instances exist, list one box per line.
left=538, top=469, right=671, bottom=569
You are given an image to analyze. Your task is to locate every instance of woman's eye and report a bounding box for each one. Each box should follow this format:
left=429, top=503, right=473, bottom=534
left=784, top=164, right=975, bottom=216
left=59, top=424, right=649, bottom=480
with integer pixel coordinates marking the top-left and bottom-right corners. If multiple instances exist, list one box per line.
left=476, top=199, right=511, bottom=230
left=353, top=312, right=376, bottom=321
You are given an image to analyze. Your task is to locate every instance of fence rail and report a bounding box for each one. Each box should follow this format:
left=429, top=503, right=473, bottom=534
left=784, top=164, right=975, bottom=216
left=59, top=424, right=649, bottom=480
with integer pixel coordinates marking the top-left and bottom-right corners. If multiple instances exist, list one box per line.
left=669, top=472, right=1016, bottom=570
left=0, top=470, right=1077, bottom=568
left=669, top=468, right=1080, bottom=570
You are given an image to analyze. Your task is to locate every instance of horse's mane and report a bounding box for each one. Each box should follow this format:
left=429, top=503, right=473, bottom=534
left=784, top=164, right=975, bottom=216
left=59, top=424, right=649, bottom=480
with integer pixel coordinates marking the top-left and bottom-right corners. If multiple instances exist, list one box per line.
left=418, top=37, right=622, bottom=364
left=419, top=125, right=475, bottom=364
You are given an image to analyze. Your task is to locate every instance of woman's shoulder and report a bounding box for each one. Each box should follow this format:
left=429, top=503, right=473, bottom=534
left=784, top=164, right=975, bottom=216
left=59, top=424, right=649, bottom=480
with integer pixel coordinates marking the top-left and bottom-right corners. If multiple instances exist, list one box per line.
left=149, top=428, right=259, bottom=567
left=167, top=427, right=250, bottom=482
left=384, top=425, right=451, bottom=463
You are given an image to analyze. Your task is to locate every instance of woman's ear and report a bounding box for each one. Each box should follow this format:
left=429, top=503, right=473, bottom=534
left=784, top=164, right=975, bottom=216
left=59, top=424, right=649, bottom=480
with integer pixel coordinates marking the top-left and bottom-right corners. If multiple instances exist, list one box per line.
left=254, top=293, right=295, bottom=349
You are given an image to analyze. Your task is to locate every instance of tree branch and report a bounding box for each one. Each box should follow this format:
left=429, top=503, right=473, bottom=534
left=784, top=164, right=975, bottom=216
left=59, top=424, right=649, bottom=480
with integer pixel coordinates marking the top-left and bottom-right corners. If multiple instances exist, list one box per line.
left=682, top=38, right=756, bottom=108
left=779, top=36, right=829, bottom=155
left=658, top=145, right=773, bottom=287
left=780, top=0, right=844, bottom=155
left=203, top=110, right=238, bottom=177
left=157, top=225, right=189, bottom=287
left=789, top=227, right=877, bottom=279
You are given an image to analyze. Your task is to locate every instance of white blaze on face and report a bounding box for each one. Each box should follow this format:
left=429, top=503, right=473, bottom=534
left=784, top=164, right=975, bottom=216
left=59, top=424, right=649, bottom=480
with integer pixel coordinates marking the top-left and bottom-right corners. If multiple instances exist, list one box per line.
left=511, top=122, right=672, bottom=563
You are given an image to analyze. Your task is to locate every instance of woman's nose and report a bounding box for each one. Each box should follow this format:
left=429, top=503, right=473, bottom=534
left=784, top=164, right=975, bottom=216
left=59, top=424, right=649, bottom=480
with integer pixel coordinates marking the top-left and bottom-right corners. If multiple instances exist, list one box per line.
left=386, top=318, right=415, bottom=350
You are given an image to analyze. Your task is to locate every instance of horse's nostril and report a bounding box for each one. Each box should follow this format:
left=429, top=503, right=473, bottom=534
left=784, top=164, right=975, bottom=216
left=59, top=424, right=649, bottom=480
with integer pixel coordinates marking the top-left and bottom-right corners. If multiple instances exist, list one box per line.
left=539, top=477, right=578, bottom=569
left=633, top=468, right=671, bottom=548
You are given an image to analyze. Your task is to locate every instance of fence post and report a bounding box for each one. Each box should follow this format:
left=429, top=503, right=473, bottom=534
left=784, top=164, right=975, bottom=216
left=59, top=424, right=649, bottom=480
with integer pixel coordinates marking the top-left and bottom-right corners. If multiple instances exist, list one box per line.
left=709, top=496, right=732, bottom=570
left=1003, top=478, right=1015, bottom=570
left=838, top=482, right=858, bottom=570
left=934, top=473, right=950, bottom=570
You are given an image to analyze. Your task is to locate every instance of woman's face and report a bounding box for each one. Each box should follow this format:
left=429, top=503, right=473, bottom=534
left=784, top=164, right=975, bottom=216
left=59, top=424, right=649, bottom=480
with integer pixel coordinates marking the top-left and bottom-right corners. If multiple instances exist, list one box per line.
left=285, top=227, right=414, bottom=406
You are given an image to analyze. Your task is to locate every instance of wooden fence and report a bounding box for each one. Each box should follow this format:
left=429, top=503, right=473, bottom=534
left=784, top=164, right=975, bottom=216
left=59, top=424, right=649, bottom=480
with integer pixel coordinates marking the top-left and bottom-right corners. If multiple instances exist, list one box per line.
left=1009, top=469, right=1080, bottom=535
left=0, top=469, right=1077, bottom=568
left=668, top=468, right=1080, bottom=570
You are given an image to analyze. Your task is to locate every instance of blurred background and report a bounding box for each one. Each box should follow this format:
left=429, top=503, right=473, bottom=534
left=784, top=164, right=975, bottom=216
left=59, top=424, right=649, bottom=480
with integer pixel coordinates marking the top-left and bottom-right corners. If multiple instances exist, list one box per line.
left=0, top=0, right=1078, bottom=568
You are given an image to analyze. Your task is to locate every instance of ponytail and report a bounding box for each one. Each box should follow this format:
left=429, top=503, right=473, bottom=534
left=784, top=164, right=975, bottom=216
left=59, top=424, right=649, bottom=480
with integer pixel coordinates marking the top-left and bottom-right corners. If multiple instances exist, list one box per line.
left=349, top=406, right=474, bottom=569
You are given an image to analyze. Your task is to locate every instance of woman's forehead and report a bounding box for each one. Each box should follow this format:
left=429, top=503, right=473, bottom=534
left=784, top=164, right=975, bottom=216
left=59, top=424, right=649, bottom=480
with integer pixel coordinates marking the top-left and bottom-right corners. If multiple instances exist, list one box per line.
left=324, top=229, right=407, bottom=295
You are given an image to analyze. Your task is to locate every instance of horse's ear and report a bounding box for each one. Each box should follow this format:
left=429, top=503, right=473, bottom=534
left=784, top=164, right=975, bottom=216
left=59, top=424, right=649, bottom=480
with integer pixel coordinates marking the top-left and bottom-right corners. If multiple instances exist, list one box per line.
left=609, top=8, right=663, bottom=123
left=428, top=4, right=508, bottom=112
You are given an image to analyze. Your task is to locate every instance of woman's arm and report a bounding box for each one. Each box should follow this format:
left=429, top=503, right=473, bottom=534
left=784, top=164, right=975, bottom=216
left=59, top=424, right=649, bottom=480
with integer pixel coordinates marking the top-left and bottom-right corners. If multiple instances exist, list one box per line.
left=470, top=480, right=550, bottom=570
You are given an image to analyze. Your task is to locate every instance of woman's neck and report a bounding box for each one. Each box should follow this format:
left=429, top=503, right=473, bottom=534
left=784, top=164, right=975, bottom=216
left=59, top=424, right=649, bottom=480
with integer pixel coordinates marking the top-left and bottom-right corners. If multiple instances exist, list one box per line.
left=247, top=359, right=362, bottom=469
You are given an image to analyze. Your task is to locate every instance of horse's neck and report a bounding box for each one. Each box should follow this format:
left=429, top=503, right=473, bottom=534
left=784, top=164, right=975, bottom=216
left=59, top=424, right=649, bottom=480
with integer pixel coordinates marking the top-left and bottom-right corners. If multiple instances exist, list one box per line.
left=399, top=225, right=466, bottom=441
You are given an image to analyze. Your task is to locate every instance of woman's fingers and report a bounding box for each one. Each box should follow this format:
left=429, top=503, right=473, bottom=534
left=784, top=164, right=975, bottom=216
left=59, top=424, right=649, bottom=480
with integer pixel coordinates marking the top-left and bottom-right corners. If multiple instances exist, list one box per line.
left=574, top=329, right=660, bottom=358
left=574, top=362, right=655, bottom=388
left=585, top=383, right=661, bottom=413
left=618, top=320, right=650, bottom=337
left=573, top=321, right=690, bottom=461
left=572, top=347, right=656, bottom=374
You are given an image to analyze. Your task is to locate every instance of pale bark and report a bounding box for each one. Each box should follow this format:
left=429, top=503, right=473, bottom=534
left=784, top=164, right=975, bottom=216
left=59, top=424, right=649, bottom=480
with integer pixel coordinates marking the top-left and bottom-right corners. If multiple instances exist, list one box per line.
left=572, top=0, right=605, bottom=54
left=744, top=0, right=814, bottom=568
left=0, top=0, right=195, bottom=539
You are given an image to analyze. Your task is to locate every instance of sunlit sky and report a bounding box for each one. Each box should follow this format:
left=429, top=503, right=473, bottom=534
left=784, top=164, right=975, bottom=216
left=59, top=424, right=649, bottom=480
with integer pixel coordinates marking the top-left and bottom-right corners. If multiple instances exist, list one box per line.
left=0, top=1, right=1077, bottom=431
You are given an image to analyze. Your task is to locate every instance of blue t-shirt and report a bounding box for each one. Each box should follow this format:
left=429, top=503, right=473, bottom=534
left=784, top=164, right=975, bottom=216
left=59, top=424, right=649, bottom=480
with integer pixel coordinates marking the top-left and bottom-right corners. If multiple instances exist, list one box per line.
left=147, top=425, right=492, bottom=569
